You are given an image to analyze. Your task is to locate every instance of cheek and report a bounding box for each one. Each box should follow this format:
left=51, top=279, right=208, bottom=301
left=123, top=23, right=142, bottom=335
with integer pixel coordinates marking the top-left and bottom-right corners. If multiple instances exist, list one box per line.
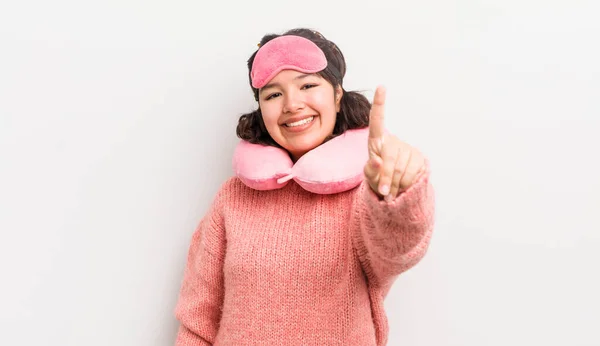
left=259, top=103, right=280, bottom=128
left=310, top=93, right=336, bottom=115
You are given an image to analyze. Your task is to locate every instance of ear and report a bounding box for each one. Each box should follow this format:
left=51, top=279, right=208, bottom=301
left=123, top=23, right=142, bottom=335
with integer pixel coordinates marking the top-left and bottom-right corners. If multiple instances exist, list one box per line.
left=335, top=85, right=343, bottom=112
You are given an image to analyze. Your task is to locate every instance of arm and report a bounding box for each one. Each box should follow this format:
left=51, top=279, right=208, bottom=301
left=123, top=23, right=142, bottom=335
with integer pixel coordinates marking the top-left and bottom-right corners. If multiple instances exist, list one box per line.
left=351, top=164, right=435, bottom=295
left=174, top=191, right=227, bottom=346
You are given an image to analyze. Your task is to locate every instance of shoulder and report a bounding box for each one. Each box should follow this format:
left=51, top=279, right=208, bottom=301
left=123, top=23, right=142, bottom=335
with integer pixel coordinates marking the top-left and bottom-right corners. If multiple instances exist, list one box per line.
left=219, top=175, right=246, bottom=191
left=213, top=176, right=245, bottom=198
left=211, top=176, right=256, bottom=207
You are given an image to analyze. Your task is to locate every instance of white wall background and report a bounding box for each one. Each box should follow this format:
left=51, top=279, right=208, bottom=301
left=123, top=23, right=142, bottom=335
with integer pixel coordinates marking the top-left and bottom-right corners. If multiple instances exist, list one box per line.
left=1, top=0, right=598, bottom=345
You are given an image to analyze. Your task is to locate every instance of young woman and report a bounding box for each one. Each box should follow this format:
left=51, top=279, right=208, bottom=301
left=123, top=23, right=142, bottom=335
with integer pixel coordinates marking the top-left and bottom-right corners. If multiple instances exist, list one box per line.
left=174, top=28, right=435, bottom=346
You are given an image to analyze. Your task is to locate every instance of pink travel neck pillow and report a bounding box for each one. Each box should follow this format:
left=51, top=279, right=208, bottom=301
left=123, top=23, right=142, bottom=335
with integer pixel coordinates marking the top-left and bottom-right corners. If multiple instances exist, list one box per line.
left=232, top=128, right=369, bottom=194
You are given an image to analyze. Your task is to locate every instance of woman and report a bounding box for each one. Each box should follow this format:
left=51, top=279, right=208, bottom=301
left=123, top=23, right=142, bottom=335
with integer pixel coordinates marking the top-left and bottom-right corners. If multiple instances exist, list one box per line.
left=174, top=28, right=435, bottom=346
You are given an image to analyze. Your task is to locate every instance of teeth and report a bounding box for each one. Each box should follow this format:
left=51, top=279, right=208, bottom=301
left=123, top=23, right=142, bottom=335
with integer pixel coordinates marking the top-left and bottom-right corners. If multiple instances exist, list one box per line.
left=286, top=117, right=314, bottom=127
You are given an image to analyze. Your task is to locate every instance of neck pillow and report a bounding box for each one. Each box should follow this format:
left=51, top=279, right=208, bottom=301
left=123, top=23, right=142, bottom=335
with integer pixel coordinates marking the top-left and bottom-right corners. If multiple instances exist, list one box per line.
left=232, top=128, right=369, bottom=194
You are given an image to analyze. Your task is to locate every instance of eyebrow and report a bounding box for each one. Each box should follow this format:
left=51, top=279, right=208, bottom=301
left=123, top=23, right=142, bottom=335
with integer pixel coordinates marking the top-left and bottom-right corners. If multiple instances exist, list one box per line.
left=259, top=73, right=314, bottom=93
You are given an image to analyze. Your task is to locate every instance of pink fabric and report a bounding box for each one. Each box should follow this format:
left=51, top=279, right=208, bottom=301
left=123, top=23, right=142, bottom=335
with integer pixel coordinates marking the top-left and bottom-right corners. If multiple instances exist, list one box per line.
left=232, top=128, right=370, bottom=194
left=250, top=35, right=327, bottom=89
left=174, top=165, right=435, bottom=346
left=232, top=141, right=293, bottom=191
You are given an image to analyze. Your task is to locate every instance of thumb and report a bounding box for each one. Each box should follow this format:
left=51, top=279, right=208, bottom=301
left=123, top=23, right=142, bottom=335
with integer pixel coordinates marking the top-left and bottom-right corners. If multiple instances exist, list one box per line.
left=363, top=156, right=382, bottom=184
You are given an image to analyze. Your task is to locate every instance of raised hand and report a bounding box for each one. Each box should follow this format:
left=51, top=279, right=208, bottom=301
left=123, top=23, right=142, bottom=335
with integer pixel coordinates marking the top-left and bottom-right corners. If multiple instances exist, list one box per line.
left=363, top=86, right=426, bottom=202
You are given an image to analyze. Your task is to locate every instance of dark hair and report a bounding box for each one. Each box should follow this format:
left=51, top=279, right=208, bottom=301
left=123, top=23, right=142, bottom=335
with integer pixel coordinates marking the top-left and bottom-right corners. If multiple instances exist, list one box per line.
left=236, top=28, right=371, bottom=147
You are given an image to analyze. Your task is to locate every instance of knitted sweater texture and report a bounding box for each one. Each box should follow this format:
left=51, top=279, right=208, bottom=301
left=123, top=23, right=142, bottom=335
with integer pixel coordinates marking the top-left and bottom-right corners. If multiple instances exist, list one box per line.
left=174, top=168, right=435, bottom=346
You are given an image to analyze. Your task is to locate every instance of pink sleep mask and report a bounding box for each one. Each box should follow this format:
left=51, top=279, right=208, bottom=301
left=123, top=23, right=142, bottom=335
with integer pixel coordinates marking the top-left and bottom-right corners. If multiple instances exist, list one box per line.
left=250, top=35, right=328, bottom=89
left=232, top=128, right=370, bottom=194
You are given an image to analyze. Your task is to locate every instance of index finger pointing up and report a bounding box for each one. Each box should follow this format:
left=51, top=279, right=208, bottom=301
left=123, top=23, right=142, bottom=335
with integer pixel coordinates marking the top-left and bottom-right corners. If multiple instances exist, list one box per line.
left=369, top=86, right=386, bottom=139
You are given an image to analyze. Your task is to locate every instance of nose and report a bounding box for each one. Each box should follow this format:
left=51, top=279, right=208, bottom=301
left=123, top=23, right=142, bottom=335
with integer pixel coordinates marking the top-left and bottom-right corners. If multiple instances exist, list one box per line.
left=282, top=90, right=305, bottom=113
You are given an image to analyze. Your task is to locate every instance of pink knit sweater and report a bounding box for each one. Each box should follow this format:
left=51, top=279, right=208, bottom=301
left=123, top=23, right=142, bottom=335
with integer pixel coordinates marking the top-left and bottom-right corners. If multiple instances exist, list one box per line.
left=174, top=167, right=435, bottom=346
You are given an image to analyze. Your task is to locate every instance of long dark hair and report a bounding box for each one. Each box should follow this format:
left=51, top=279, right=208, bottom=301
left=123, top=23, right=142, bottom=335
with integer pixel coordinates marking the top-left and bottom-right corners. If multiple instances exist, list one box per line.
left=236, top=28, right=371, bottom=147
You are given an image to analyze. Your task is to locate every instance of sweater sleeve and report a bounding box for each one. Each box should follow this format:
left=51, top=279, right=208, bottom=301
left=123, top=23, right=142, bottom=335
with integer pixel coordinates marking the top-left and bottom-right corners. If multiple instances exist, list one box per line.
left=174, top=188, right=227, bottom=346
left=351, top=162, right=435, bottom=295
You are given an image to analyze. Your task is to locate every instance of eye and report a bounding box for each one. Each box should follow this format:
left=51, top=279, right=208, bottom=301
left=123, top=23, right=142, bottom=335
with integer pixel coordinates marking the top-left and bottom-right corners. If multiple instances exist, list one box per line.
left=302, top=84, right=318, bottom=90
left=265, top=92, right=281, bottom=100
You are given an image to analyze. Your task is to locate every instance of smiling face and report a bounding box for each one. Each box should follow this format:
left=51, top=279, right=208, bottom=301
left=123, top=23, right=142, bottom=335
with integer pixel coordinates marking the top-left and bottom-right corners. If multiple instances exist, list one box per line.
left=258, top=70, right=342, bottom=161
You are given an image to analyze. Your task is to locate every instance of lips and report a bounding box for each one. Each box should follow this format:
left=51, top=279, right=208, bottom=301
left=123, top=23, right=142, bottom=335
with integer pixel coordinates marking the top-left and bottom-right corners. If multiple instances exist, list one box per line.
left=280, top=115, right=317, bottom=133
left=285, top=116, right=315, bottom=127
left=282, top=115, right=316, bottom=127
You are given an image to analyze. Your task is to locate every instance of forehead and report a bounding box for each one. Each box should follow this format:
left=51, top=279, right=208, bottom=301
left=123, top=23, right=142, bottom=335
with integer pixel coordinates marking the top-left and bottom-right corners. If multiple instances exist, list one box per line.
left=260, top=70, right=323, bottom=92
left=275, top=70, right=321, bottom=82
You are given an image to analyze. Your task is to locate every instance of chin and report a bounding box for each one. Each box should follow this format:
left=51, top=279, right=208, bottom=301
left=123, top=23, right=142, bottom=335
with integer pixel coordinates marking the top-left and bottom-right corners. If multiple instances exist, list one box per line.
left=281, top=137, right=324, bottom=161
